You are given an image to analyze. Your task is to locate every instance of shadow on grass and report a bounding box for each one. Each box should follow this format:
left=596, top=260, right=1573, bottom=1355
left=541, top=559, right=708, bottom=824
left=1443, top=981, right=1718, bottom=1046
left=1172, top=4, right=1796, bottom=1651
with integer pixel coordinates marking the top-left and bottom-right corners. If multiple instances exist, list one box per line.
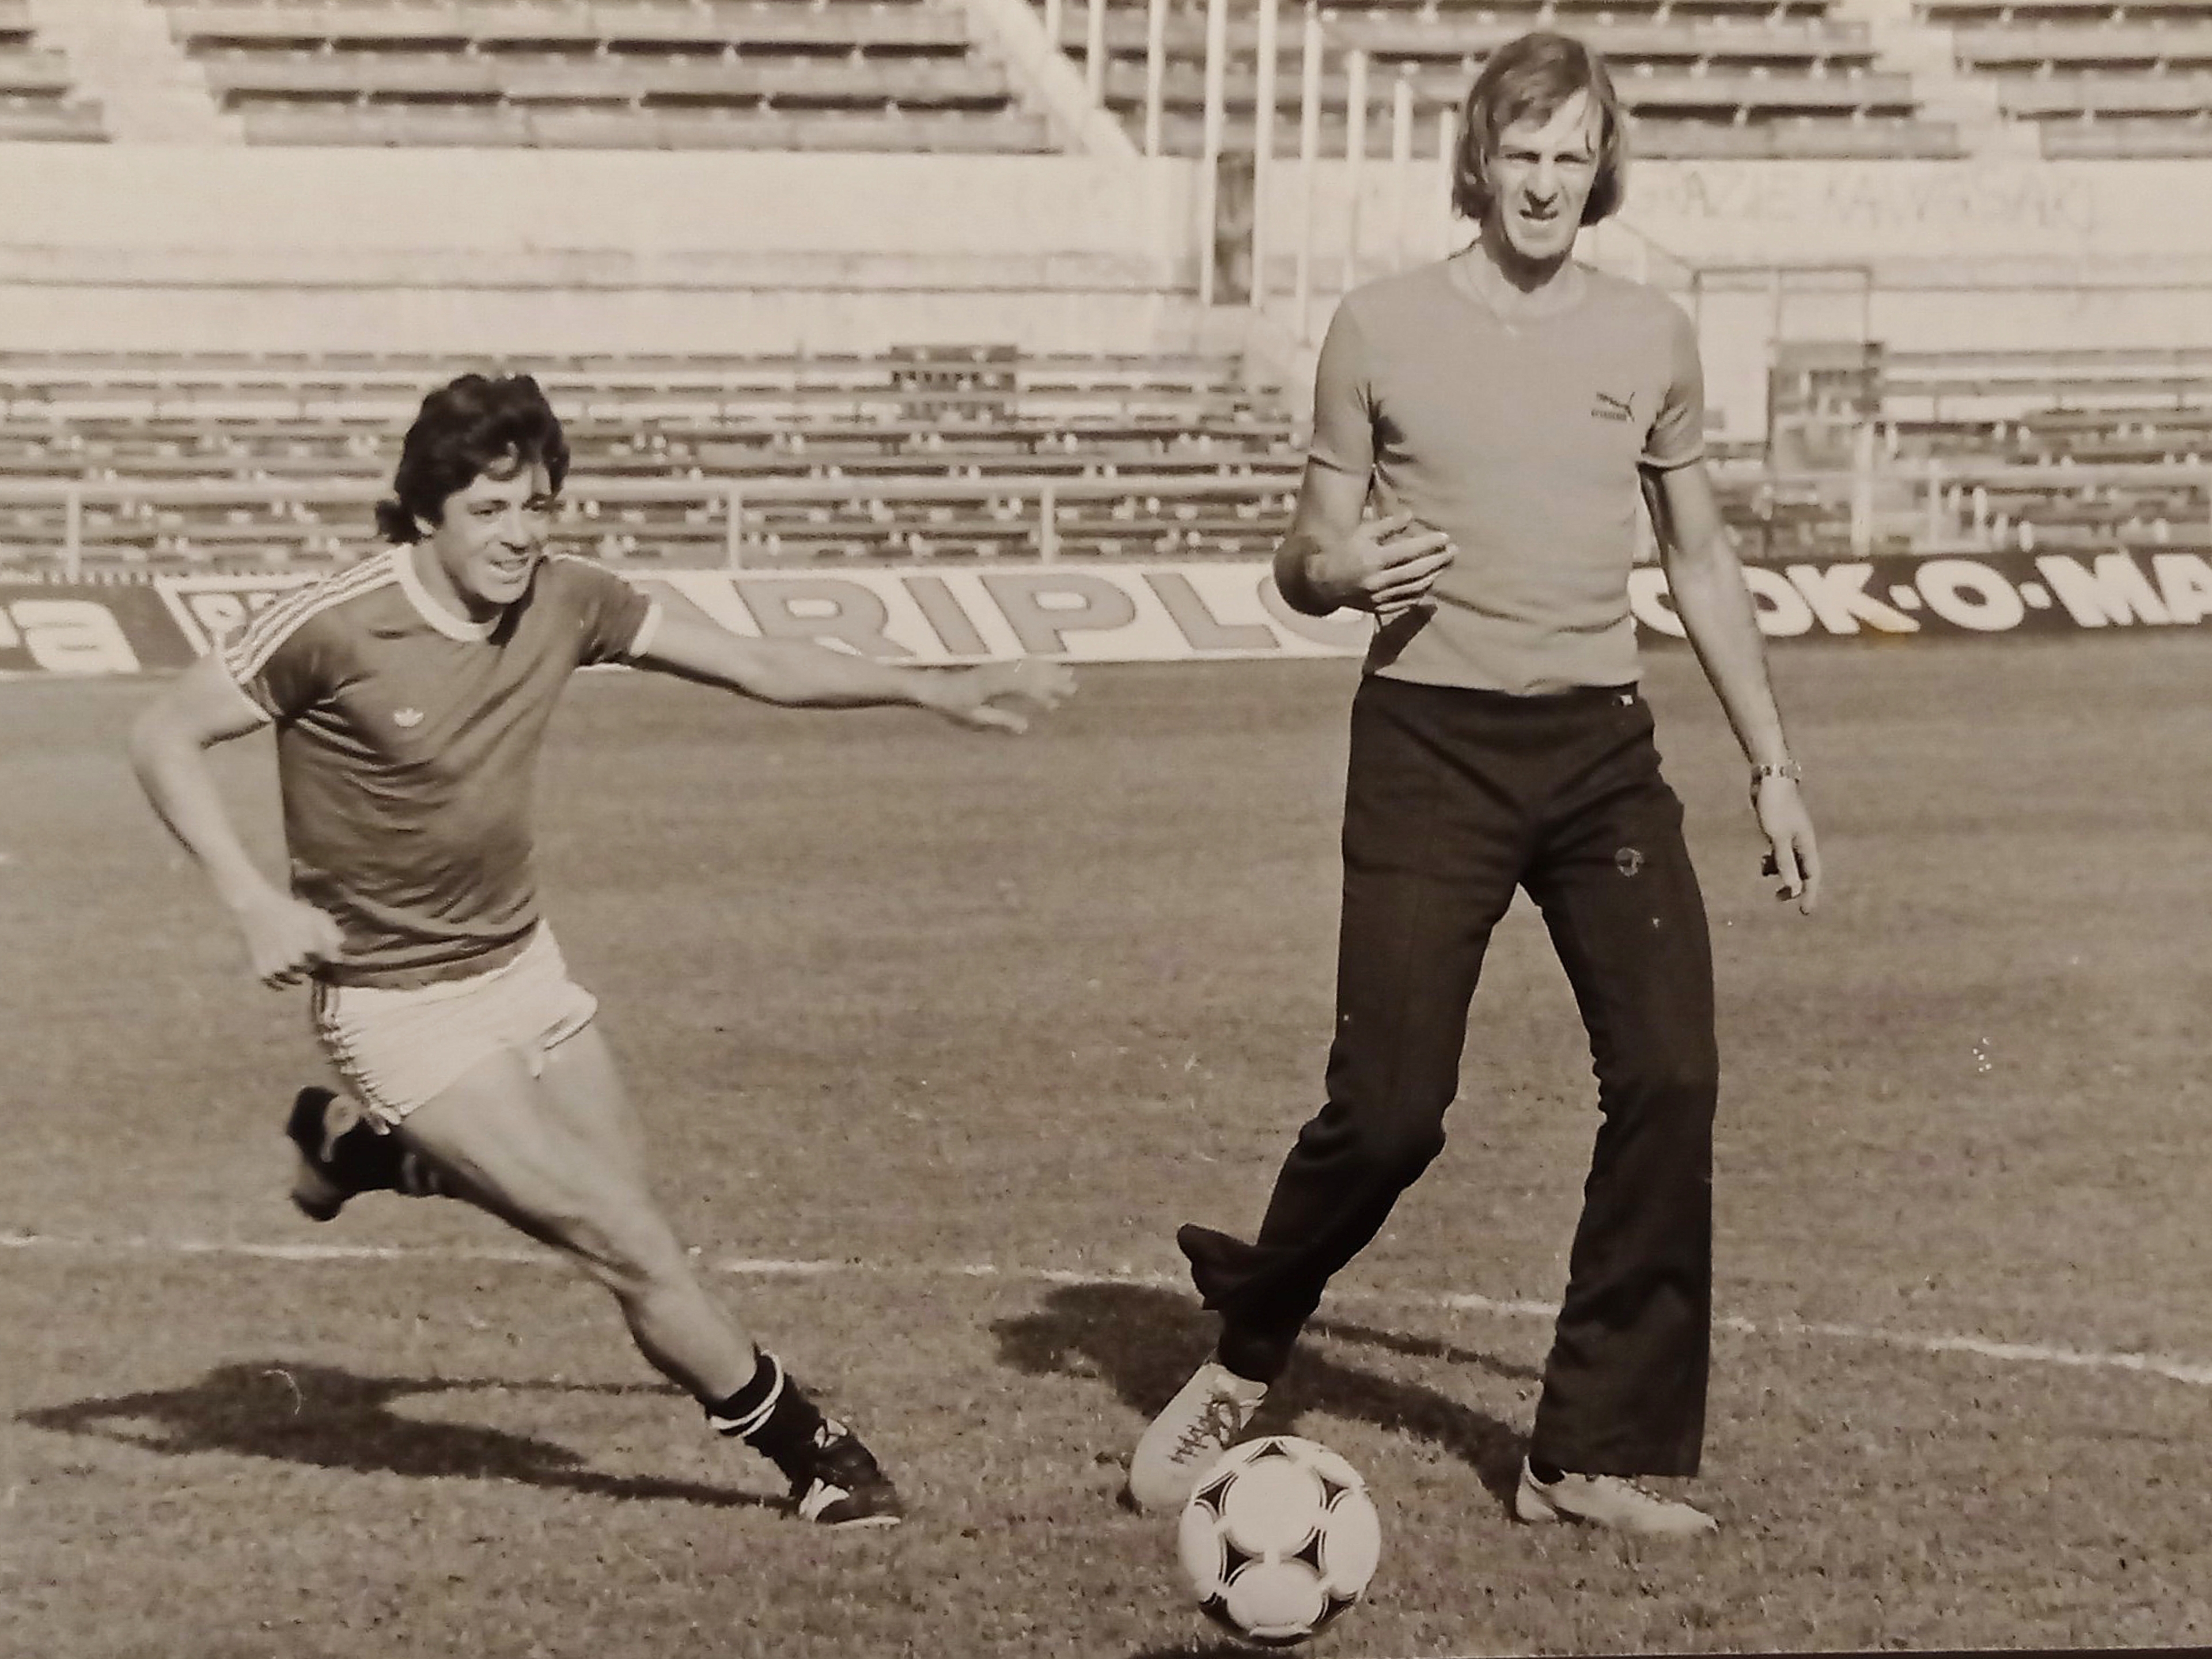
left=994, top=1281, right=1532, bottom=1503
left=22, top=1360, right=777, bottom=1512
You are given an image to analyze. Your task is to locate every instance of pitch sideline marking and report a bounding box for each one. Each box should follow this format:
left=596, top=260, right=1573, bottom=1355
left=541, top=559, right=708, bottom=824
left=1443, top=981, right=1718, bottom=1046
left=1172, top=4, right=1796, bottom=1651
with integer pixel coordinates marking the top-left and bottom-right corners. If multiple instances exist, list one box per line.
left=5, top=1228, right=2209, bottom=1388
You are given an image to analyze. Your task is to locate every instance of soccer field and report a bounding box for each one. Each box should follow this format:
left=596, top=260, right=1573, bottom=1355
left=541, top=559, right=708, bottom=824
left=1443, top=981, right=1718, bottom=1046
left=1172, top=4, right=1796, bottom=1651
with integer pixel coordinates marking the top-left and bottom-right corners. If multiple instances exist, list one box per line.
left=3, top=638, right=2207, bottom=1658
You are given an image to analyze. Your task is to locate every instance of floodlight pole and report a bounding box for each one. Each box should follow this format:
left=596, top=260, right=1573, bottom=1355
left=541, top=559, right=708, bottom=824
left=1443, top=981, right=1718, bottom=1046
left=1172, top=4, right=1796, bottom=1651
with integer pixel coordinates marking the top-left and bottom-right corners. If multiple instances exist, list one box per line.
left=1252, top=0, right=1279, bottom=310
left=1849, top=421, right=1874, bottom=557
left=1294, top=4, right=1321, bottom=343
left=1344, top=50, right=1369, bottom=295
left=1084, top=0, right=1107, bottom=103
left=1142, top=0, right=1166, bottom=156
left=1434, top=107, right=1454, bottom=258
left=1198, top=0, right=1228, bottom=307
left=725, top=484, right=745, bottom=571
left=1389, top=70, right=1414, bottom=274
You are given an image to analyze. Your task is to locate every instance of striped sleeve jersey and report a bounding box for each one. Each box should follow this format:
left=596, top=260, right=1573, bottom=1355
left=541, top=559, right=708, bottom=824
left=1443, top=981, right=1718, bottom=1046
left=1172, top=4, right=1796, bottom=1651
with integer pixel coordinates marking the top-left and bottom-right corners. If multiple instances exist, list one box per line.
left=218, top=545, right=660, bottom=988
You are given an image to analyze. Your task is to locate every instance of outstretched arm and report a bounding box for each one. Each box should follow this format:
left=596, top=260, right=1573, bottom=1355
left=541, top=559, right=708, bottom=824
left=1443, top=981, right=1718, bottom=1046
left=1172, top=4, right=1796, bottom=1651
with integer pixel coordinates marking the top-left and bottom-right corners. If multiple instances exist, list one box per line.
left=126, top=651, right=347, bottom=986
left=630, top=613, right=1074, bottom=734
left=1646, top=460, right=1822, bottom=915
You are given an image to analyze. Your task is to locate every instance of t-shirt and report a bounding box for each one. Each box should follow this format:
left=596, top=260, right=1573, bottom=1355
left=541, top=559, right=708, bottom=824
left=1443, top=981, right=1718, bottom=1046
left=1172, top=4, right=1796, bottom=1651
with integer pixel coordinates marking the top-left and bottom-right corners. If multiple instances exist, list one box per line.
left=1308, top=258, right=1706, bottom=694
left=219, top=546, right=660, bottom=988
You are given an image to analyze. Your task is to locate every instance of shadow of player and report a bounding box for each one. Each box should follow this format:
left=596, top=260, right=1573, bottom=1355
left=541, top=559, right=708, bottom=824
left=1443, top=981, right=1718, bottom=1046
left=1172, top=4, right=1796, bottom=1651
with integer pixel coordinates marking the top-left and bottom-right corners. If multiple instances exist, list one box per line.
left=22, top=1359, right=777, bottom=1512
left=994, top=1279, right=1536, bottom=1505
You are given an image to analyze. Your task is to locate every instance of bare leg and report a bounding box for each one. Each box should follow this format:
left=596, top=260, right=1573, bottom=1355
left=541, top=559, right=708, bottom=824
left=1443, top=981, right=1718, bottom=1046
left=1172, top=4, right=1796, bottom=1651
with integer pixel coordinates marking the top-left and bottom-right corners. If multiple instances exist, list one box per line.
left=395, top=1041, right=756, bottom=1403
left=536, top=1022, right=652, bottom=1199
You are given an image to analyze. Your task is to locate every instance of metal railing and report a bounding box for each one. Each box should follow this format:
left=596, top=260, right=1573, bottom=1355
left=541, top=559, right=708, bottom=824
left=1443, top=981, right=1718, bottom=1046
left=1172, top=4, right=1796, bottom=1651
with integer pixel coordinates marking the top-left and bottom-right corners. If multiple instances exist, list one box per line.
left=1044, top=0, right=1707, bottom=325
left=2, top=472, right=1295, bottom=581
left=5, top=460, right=2209, bottom=581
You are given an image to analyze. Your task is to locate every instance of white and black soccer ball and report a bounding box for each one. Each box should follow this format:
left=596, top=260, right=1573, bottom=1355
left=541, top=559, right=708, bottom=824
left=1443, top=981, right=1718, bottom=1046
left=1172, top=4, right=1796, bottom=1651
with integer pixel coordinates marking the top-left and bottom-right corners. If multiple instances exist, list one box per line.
left=1176, top=1435, right=1382, bottom=1648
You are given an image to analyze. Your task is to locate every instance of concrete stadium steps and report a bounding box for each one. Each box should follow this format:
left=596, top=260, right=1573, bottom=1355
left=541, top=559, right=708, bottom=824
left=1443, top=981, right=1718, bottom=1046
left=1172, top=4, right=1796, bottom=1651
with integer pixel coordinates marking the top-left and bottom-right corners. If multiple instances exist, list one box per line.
left=1918, top=0, right=2212, bottom=21
left=0, top=348, right=2205, bottom=572
left=0, top=0, right=109, bottom=140
left=1054, top=10, right=1893, bottom=78
left=0, top=346, right=1282, bottom=406
left=1915, top=0, right=2212, bottom=154
left=1135, top=106, right=1961, bottom=162
left=1779, top=347, right=2212, bottom=556
left=0, top=347, right=1305, bottom=569
left=1102, top=59, right=1930, bottom=119
left=0, top=495, right=1304, bottom=570
left=1037, top=0, right=1965, bottom=158
left=1951, top=20, right=2212, bottom=71
left=1876, top=345, right=2212, bottom=422
left=154, top=0, right=1061, bottom=150
left=20, top=0, right=2212, bottom=156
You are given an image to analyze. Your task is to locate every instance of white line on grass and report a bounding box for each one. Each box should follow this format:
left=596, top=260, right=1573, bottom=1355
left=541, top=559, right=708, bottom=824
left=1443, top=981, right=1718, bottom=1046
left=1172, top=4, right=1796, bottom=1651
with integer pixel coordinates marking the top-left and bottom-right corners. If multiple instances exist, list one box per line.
left=6, top=1228, right=2210, bottom=1388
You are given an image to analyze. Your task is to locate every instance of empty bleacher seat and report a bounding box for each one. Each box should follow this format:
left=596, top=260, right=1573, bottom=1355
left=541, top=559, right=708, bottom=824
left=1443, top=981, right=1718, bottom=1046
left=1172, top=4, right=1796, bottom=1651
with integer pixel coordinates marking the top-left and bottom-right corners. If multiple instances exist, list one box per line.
left=0, top=349, right=1304, bottom=570
left=1052, top=0, right=1961, bottom=159
left=2035, top=115, right=2212, bottom=156
left=159, top=0, right=1055, bottom=151
left=0, top=0, right=107, bottom=140
left=7, top=349, right=2202, bottom=573
left=1925, top=0, right=2212, bottom=153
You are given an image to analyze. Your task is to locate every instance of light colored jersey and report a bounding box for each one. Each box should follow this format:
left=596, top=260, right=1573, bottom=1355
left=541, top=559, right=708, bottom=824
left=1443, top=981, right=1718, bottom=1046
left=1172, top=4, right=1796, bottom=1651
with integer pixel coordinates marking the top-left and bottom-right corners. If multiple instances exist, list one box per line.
left=220, top=546, right=660, bottom=988
left=1309, top=259, right=1705, bottom=694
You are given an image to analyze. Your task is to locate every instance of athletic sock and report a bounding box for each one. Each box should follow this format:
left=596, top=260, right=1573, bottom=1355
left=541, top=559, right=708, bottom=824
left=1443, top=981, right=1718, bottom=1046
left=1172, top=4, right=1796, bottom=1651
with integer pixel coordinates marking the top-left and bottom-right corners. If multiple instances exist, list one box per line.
left=704, top=1352, right=828, bottom=1476
left=393, top=1149, right=445, bottom=1199
left=1213, top=1330, right=1287, bottom=1389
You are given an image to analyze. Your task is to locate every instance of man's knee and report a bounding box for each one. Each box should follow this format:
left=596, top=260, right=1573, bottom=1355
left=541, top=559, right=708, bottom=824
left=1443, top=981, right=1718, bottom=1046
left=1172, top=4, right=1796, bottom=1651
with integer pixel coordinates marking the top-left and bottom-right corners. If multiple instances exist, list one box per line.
left=1297, top=1099, right=1450, bottom=1188
left=1604, top=1046, right=1718, bottom=1122
left=1372, top=1116, right=1450, bottom=1184
left=520, top=1184, right=691, bottom=1296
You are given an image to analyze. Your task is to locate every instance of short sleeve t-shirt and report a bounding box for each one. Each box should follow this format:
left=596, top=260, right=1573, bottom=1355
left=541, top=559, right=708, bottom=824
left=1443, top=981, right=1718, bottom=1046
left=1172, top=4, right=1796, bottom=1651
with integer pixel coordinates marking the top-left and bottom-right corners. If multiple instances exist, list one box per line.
left=1309, top=259, right=1706, bottom=694
left=219, top=546, right=660, bottom=988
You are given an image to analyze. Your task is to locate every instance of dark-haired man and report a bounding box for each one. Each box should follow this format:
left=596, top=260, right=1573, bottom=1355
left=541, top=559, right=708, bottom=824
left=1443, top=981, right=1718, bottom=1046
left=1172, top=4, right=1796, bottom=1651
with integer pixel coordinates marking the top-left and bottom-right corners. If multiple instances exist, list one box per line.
left=130, top=373, right=1075, bottom=1528
left=1126, top=32, right=1820, bottom=1535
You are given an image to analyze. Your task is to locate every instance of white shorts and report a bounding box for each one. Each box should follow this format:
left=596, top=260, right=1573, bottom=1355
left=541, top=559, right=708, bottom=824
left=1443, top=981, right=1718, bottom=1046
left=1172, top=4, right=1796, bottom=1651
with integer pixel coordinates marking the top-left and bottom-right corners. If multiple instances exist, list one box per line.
left=310, top=925, right=598, bottom=1128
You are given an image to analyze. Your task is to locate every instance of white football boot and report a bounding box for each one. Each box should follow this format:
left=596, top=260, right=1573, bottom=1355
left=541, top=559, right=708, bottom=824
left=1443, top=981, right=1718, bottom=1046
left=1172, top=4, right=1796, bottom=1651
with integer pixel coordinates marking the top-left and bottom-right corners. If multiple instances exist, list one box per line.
left=1126, top=1359, right=1268, bottom=1515
left=1514, top=1457, right=1718, bottom=1536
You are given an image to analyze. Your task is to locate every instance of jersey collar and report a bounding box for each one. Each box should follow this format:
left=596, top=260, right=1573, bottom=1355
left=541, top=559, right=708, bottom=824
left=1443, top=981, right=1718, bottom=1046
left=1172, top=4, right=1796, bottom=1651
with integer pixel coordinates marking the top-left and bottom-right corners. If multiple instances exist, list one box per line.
left=394, top=544, right=499, bottom=642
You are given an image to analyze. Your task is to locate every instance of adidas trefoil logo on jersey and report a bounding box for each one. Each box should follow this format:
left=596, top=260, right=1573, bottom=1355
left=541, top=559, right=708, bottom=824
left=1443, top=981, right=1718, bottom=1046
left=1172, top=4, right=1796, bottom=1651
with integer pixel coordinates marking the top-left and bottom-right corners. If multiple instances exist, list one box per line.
left=393, top=708, right=426, bottom=729
left=1591, top=391, right=1633, bottom=423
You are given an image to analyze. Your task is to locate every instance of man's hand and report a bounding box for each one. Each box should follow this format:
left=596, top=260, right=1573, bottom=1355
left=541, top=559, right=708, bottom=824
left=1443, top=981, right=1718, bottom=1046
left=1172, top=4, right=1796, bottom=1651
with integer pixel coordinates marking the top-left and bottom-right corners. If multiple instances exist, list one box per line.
left=1298, top=512, right=1455, bottom=623
left=232, top=889, right=347, bottom=988
left=1753, top=777, right=1821, bottom=915
left=930, top=657, right=1077, bottom=734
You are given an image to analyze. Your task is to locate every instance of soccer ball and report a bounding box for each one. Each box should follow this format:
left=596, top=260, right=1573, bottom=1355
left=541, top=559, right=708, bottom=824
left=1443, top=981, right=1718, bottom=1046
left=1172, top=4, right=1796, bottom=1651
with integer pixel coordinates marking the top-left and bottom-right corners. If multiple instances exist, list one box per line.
left=1176, top=1435, right=1382, bottom=1647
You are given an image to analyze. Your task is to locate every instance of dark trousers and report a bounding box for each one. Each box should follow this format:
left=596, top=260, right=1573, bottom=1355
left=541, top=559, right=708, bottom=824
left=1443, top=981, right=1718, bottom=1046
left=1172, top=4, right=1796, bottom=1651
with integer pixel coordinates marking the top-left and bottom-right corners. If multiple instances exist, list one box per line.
left=1180, top=674, right=1719, bottom=1477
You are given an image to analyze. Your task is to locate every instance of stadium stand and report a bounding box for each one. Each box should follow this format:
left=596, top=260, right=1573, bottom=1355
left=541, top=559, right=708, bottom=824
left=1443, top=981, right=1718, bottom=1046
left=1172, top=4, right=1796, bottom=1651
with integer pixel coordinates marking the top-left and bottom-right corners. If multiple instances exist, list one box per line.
left=1047, top=0, right=1963, bottom=159
left=0, top=0, right=107, bottom=141
left=2, top=342, right=2199, bottom=574
left=1921, top=0, right=2212, bottom=156
left=0, top=348, right=1301, bottom=569
left=1762, top=345, right=2212, bottom=557
left=155, top=0, right=1058, bottom=150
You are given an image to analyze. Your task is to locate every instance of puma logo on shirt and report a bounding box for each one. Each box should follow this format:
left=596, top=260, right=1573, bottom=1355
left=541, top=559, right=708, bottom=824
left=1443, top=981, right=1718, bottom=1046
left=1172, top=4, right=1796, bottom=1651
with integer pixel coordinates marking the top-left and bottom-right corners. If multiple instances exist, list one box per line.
left=1591, top=391, right=1634, bottom=423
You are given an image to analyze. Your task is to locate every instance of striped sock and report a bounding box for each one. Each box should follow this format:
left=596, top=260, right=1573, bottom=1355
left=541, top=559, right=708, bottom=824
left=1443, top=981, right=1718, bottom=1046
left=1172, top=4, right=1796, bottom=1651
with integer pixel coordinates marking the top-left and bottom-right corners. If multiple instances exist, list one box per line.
left=706, top=1353, right=827, bottom=1475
